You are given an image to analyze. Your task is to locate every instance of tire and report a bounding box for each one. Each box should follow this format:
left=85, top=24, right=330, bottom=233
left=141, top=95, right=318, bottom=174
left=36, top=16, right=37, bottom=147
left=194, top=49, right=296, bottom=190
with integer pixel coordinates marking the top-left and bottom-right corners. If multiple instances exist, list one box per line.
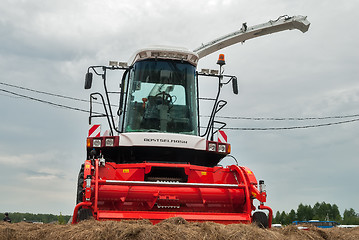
left=75, top=164, right=94, bottom=222
left=76, top=164, right=84, bottom=204
left=253, top=211, right=269, bottom=228
left=78, top=208, right=94, bottom=221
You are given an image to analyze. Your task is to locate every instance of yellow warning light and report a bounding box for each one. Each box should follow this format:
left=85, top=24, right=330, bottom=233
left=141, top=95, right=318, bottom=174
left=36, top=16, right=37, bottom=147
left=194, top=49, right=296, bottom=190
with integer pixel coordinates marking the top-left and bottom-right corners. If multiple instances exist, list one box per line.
left=87, top=138, right=91, bottom=147
left=123, top=169, right=130, bottom=173
left=227, top=144, right=231, bottom=154
left=217, top=54, right=225, bottom=66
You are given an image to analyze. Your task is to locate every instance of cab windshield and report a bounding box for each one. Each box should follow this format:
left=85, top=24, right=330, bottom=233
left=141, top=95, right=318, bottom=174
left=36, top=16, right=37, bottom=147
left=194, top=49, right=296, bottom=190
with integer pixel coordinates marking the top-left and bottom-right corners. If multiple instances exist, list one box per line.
left=124, top=59, right=198, bottom=135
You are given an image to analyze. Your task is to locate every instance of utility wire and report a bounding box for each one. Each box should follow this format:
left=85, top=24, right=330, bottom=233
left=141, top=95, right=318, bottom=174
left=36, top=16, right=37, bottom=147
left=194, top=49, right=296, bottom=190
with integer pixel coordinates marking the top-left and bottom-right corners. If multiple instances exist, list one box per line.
left=221, top=118, right=359, bottom=131
left=201, top=114, right=359, bottom=121
left=0, top=81, right=89, bottom=103
left=2, top=81, right=359, bottom=121
left=0, top=88, right=90, bottom=113
left=0, top=81, right=118, bottom=107
left=0, top=92, right=22, bottom=99
left=199, top=117, right=359, bottom=130
left=1, top=84, right=358, bottom=131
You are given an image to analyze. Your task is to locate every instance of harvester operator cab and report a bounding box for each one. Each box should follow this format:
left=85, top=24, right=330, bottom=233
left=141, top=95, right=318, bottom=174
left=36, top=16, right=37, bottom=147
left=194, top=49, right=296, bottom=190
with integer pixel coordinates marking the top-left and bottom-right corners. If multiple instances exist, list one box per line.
left=85, top=47, right=238, bottom=141
left=84, top=47, right=239, bottom=166
left=124, top=58, right=198, bottom=135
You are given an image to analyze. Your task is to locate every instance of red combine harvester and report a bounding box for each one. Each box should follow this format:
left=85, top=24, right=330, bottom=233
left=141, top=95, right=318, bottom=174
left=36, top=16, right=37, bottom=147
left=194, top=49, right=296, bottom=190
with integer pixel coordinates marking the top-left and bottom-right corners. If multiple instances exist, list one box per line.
left=72, top=15, right=310, bottom=227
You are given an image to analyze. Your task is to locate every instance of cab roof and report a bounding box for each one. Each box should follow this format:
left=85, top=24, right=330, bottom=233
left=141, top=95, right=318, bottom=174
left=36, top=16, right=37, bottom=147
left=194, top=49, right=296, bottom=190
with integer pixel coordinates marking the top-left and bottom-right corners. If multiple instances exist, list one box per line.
left=129, top=46, right=199, bottom=67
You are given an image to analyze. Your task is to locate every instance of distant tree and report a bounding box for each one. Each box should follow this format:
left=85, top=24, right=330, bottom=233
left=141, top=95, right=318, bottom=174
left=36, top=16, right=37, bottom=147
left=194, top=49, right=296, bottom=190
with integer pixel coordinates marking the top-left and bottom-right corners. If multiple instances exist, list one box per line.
left=1, top=212, right=71, bottom=223
left=342, top=208, right=359, bottom=225
left=58, top=212, right=66, bottom=224
left=273, top=211, right=281, bottom=224
left=272, top=202, right=357, bottom=226
left=312, top=202, right=342, bottom=221
left=280, top=211, right=287, bottom=224
left=286, top=209, right=296, bottom=224
left=313, top=201, right=329, bottom=220
left=329, top=204, right=341, bottom=222
left=297, top=203, right=313, bottom=221
left=343, top=208, right=357, bottom=219
left=296, top=203, right=305, bottom=221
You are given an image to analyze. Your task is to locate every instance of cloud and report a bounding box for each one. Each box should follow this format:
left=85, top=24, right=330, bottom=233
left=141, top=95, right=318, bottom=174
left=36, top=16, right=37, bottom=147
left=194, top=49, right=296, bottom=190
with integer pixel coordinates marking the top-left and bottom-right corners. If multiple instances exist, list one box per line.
left=0, top=152, right=72, bottom=181
left=1, top=0, right=359, bottom=216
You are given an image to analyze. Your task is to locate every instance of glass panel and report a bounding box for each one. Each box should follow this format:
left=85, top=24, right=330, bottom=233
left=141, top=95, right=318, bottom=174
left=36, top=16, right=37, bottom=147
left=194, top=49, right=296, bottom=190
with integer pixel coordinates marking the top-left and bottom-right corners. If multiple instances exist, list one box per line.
left=124, top=59, right=198, bottom=135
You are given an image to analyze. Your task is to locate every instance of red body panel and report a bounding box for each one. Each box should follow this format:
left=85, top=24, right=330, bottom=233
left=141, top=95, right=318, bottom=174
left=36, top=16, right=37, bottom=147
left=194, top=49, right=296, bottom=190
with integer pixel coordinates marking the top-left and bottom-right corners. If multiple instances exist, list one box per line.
left=97, top=211, right=251, bottom=224
left=73, top=160, right=272, bottom=226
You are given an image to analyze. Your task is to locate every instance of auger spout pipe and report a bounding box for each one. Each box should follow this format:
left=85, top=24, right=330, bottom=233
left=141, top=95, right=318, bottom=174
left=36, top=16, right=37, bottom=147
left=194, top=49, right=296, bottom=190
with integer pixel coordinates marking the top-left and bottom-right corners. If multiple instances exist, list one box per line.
left=194, top=15, right=310, bottom=59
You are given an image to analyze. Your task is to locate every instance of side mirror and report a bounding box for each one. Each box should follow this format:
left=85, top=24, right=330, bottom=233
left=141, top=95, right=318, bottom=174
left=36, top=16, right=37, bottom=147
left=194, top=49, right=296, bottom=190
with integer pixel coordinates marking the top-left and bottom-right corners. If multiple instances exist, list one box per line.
left=84, top=72, right=93, bottom=89
left=232, top=77, right=239, bottom=94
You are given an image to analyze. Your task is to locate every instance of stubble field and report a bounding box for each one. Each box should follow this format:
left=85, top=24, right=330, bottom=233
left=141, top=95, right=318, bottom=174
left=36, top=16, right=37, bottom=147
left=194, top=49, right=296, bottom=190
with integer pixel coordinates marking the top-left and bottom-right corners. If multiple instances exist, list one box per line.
left=1, top=217, right=358, bottom=240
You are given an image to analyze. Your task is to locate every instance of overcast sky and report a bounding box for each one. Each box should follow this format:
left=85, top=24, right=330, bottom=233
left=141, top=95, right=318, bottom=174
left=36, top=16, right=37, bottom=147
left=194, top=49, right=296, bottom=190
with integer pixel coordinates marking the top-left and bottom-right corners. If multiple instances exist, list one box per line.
left=1, top=0, right=358, bottom=217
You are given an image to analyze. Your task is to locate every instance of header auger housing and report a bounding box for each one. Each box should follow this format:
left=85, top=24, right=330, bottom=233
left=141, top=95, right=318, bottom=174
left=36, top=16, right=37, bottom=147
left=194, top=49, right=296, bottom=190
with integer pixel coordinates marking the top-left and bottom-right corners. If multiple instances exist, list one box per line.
left=72, top=15, right=310, bottom=228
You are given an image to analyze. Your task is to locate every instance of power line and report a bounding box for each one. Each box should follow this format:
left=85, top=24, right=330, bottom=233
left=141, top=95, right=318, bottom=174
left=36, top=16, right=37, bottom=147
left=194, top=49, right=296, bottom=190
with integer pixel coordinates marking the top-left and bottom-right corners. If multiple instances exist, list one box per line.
left=2, top=81, right=359, bottom=122
left=199, top=117, right=359, bottom=131
left=0, top=92, right=22, bottom=99
left=0, top=88, right=90, bottom=113
left=0, top=81, right=118, bottom=107
left=200, top=114, right=359, bottom=121
left=0, top=81, right=89, bottom=103
left=221, top=118, right=359, bottom=131
left=1, top=84, right=358, bottom=131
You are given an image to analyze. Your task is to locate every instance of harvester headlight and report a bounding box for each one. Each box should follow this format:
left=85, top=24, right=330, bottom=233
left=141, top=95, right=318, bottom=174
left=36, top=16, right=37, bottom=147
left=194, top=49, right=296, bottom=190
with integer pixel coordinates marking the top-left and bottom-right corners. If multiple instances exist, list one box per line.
left=105, top=138, right=114, bottom=147
left=93, top=139, right=102, bottom=147
left=118, top=62, right=128, bottom=68
left=208, top=143, right=217, bottom=152
left=139, top=51, right=148, bottom=58
left=151, top=52, right=160, bottom=57
left=109, top=61, right=118, bottom=67
left=200, top=69, right=210, bottom=74
left=210, top=69, right=219, bottom=75
left=218, top=144, right=226, bottom=153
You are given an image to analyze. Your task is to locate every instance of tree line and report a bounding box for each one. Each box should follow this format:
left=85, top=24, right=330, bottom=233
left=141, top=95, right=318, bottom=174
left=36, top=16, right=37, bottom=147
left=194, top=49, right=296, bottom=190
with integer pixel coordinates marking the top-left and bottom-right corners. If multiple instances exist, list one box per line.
left=1, top=212, right=71, bottom=224
left=3, top=202, right=358, bottom=225
left=273, top=202, right=359, bottom=225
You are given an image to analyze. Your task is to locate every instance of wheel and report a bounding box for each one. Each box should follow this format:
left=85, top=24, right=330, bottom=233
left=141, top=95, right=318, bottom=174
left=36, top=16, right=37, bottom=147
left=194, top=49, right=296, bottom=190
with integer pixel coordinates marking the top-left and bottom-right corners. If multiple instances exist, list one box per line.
left=76, top=164, right=94, bottom=222
left=78, top=208, right=93, bottom=221
left=76, top=164, right=84, bottom=204
left=253, top=211, right=269, bottom=228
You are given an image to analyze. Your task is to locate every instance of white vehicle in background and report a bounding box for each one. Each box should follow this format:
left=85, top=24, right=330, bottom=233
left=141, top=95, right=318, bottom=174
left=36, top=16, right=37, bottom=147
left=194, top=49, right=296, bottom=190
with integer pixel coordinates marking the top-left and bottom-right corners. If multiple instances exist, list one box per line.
left=337, top=225, right=359, bottom=228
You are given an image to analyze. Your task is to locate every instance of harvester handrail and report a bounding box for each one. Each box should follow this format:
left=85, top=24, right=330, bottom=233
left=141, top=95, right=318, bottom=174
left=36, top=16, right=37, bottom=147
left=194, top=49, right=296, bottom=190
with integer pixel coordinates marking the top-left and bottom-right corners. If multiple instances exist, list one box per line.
left=99, top=179, right=242, bottom=188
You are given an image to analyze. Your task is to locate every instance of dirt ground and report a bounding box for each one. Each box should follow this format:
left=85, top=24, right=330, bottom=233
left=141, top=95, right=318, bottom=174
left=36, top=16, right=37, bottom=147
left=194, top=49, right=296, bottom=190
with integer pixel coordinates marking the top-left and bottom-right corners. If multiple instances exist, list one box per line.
left=1, top=217, right=359, bottom=240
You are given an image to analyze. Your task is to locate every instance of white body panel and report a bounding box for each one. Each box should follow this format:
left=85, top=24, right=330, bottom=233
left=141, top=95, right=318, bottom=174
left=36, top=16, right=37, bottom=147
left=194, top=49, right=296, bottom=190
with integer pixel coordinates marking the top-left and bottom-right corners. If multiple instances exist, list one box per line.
left=119, top=132, right=207, bottom=150
left=194, top=15, right=310, bottom=59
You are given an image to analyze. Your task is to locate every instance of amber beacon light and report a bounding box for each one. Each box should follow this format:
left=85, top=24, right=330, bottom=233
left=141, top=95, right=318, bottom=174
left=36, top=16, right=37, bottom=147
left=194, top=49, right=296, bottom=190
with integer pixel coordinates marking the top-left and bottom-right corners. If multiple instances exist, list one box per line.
left=217, top=54, right=226, bottom=66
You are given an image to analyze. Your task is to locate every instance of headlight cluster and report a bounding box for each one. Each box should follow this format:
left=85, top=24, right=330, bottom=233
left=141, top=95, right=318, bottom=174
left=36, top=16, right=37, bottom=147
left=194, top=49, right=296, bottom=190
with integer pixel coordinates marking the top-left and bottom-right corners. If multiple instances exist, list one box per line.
left=105, top=138, right=114, bottom=147
left=207, top=141, right=230, bottom=154
left=87, top=137, right=118, bottom=148
left=93, top=139, right=102, bottom=148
